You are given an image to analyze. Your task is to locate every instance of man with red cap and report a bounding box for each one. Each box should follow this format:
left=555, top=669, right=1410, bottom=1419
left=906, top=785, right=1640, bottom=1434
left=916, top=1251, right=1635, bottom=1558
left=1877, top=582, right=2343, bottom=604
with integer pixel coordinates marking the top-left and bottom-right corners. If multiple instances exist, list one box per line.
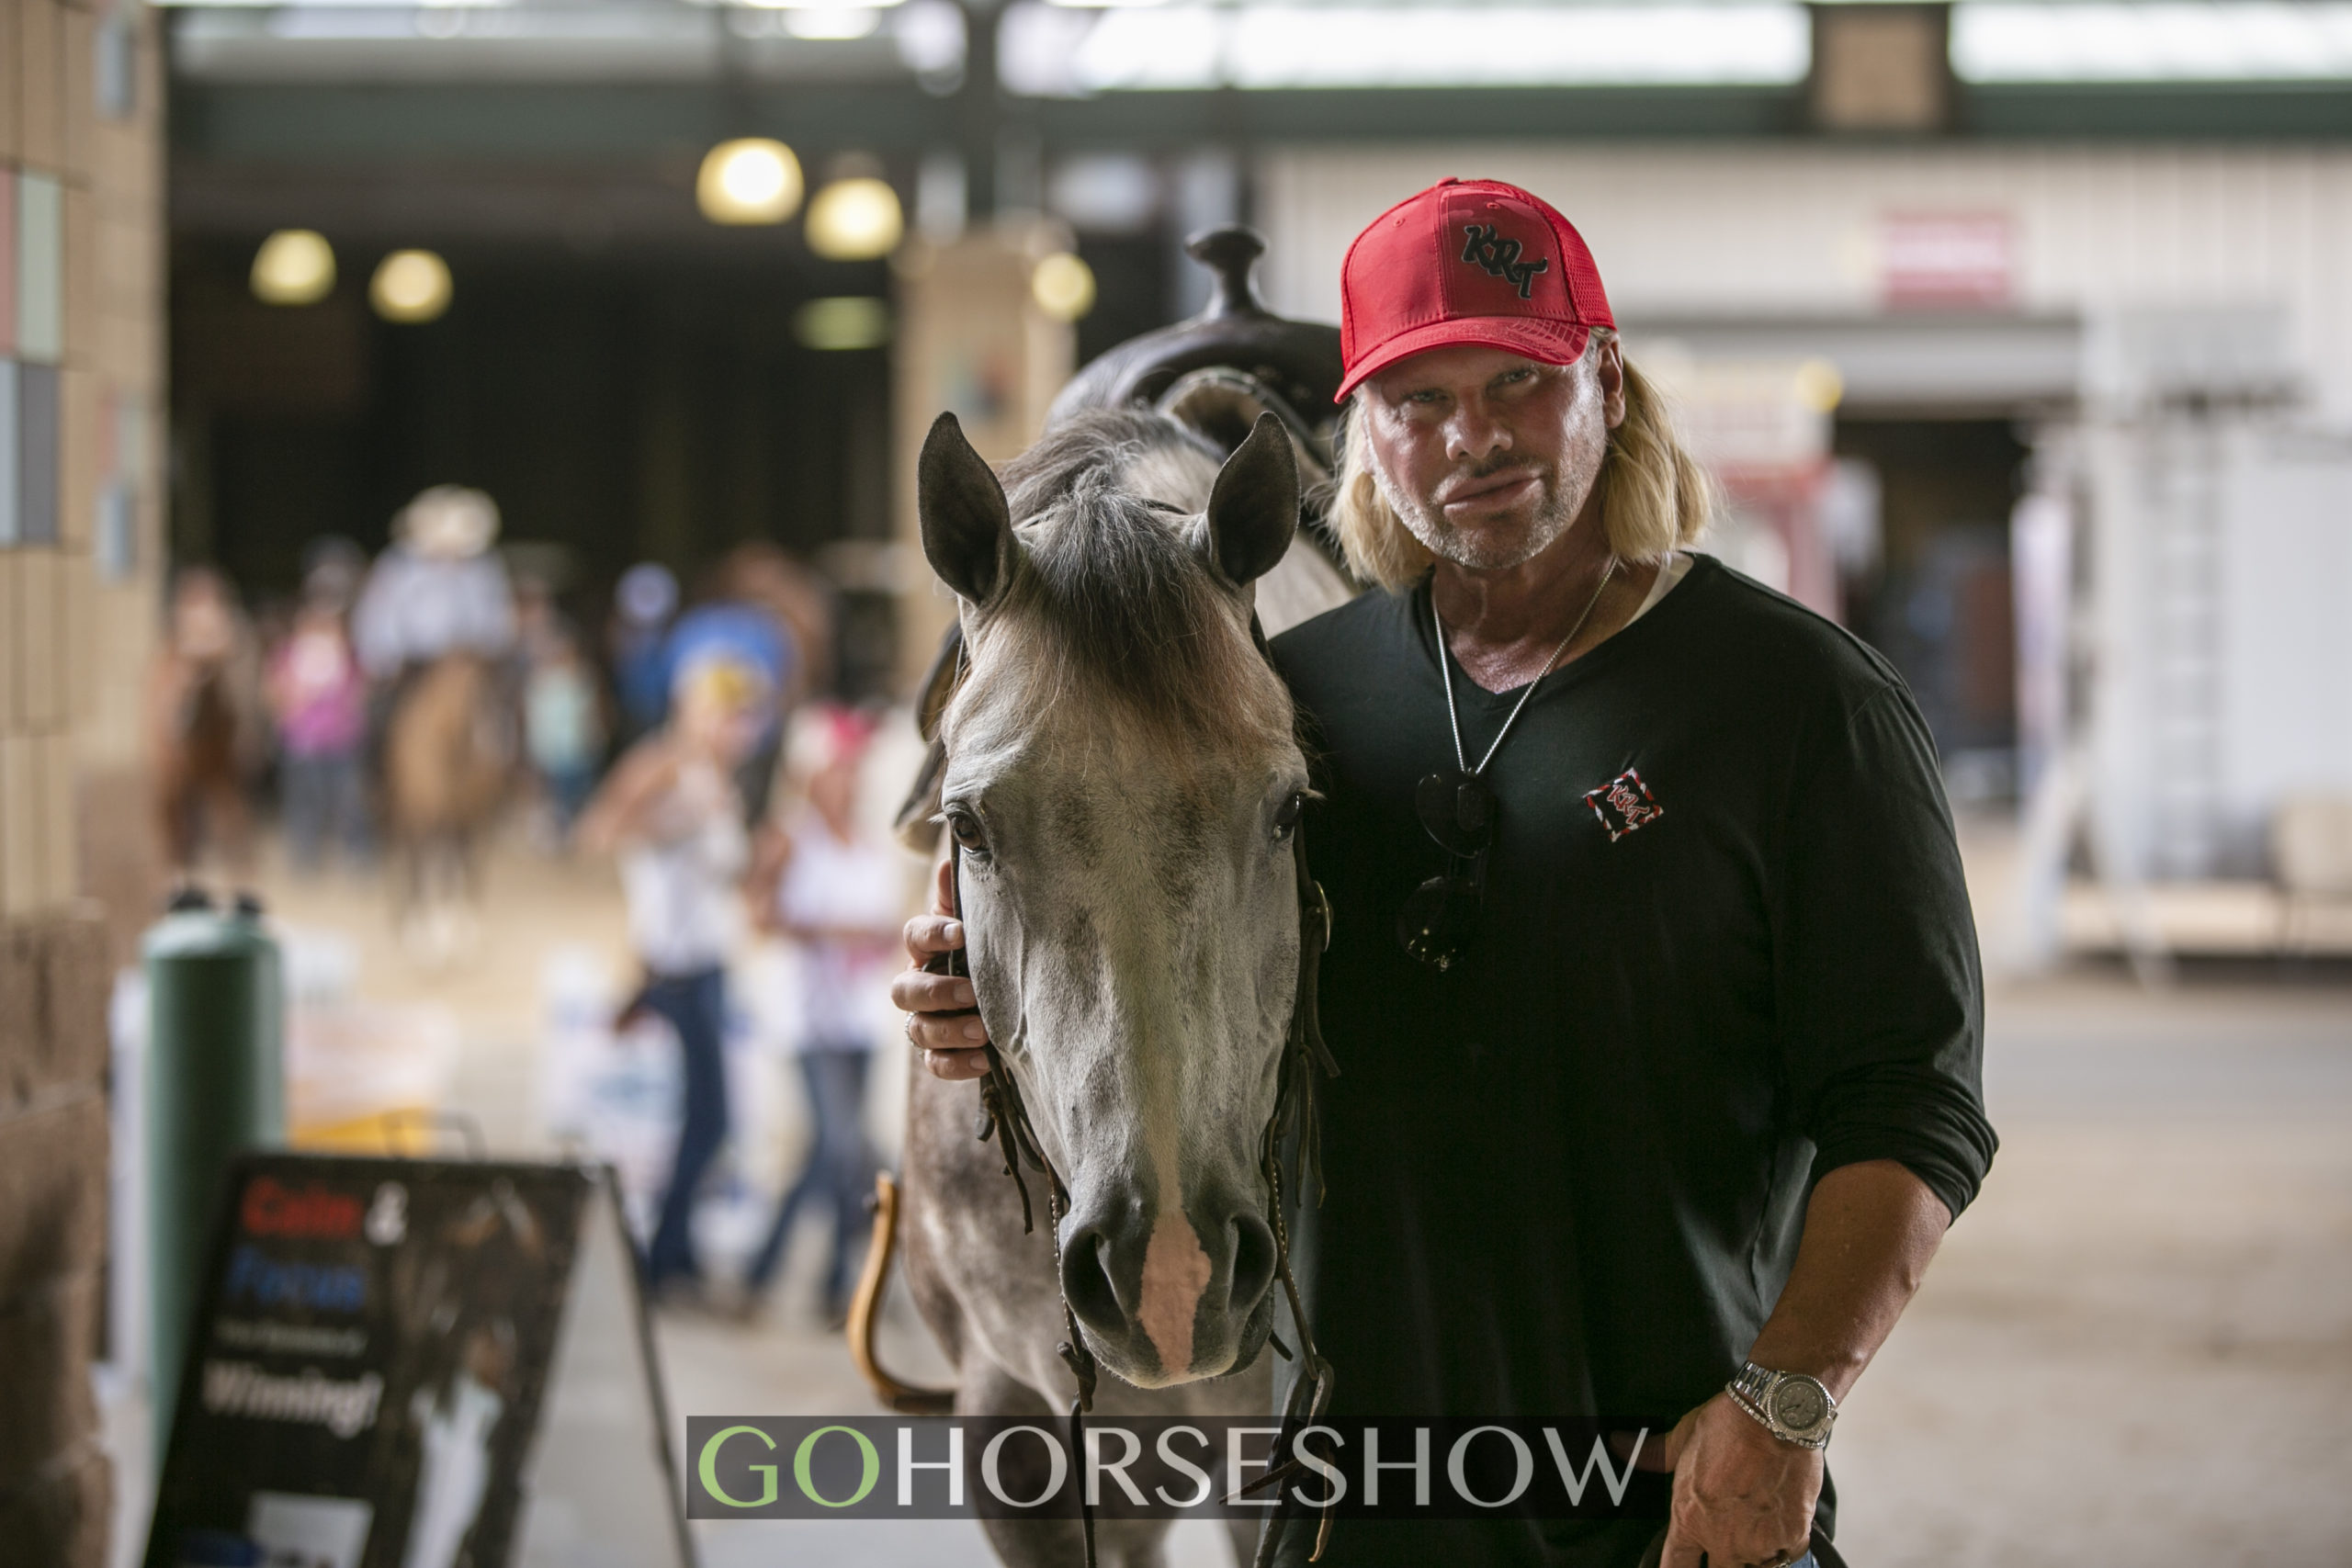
left=903, top=179, right=1995, bottom=1568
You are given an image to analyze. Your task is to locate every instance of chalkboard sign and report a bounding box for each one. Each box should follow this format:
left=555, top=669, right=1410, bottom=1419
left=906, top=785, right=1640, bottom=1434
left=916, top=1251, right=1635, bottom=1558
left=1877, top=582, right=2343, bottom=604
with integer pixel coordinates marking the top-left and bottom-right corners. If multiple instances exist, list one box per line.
left=142, top=1154, right=692, bottom=1568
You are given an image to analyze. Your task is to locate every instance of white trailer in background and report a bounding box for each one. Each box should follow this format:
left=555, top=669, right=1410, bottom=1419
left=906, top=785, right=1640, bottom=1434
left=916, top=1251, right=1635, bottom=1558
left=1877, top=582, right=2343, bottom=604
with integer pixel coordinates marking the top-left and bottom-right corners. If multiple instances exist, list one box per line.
left=2016, top=310, right=2352, bottom=970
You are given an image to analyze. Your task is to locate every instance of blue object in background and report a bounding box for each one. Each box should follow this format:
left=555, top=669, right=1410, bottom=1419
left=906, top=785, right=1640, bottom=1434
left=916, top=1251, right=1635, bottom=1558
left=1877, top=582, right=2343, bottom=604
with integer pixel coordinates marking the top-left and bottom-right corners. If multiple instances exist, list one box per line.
left=175, top=1528, right=264, bottom=1566
left=662, top=604, right=793, bottom=700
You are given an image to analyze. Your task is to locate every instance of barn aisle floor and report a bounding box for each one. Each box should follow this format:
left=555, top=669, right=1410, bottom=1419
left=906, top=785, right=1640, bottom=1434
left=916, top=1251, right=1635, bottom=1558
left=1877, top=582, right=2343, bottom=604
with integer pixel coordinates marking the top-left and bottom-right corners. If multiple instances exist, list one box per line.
left=108, top=828, right=2352, bottom=1568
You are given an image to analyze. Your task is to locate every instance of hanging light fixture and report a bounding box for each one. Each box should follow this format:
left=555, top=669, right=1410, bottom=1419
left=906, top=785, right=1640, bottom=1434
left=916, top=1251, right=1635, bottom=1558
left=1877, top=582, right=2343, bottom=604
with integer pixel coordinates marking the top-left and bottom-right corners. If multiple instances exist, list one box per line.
left=1030, top=252, right=1097, bottom=322
left=804, top=176, right=904, bottom=260
left=697, top=139, right=804, bottom=226
left=370, top=250, right=453, bottom=323
left=782, top=7, right=882, bottom=39
left=251, top=230, right=336, bottom=306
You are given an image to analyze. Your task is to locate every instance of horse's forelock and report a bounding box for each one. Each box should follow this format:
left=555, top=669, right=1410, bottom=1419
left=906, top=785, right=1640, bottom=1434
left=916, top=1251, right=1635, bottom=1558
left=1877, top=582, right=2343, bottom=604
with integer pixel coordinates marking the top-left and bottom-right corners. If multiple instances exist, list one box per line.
left=972, top=412, right=1293, bottom=755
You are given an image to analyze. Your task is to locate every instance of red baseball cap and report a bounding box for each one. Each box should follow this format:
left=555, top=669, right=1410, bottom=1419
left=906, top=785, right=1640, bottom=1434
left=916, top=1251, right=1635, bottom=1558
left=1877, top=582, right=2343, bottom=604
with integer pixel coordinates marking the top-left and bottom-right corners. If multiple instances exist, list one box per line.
left=1336, top=177, right=1614, bottom=402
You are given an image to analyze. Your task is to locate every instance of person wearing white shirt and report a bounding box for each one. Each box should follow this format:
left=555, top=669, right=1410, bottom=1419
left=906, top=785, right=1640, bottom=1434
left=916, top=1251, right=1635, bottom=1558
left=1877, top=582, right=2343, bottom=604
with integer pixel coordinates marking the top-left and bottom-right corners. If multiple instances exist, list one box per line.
left=578, top=656, right=769, bottom=1297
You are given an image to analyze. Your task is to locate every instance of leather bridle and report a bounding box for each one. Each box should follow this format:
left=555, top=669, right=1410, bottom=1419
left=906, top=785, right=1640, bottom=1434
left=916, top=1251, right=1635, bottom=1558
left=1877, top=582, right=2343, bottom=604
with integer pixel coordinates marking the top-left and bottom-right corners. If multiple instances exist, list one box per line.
left=929, top=626, right=1342, bottom=1567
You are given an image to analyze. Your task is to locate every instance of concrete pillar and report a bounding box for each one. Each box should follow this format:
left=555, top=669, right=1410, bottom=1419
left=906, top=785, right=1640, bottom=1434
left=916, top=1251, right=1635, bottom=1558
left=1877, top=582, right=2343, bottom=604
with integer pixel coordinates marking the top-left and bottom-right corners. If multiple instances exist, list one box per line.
left=888, top=230, right=1073, bottom=693
left=0, top=0, right=168, bottom=1559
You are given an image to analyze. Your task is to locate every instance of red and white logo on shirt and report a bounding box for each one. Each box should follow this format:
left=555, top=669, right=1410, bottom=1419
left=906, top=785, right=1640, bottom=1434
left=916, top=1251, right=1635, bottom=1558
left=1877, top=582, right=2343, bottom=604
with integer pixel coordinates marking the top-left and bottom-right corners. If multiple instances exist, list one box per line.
left=1584, top=769, right=1664, bottom=841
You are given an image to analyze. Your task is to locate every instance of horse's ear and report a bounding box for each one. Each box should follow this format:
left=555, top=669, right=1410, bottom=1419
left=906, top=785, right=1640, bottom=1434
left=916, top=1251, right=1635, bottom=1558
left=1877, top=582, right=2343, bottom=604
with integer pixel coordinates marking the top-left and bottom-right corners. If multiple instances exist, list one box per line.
left=919, top=412, right=1016, bottom=608
left=1202, top=412, right=1299, bottom=589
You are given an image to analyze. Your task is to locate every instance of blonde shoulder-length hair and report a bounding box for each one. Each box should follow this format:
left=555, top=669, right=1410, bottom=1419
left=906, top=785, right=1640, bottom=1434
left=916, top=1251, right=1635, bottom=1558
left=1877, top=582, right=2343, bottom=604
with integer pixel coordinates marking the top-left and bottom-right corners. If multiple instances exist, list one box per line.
left=1327, top=331, right=1713, bottom=592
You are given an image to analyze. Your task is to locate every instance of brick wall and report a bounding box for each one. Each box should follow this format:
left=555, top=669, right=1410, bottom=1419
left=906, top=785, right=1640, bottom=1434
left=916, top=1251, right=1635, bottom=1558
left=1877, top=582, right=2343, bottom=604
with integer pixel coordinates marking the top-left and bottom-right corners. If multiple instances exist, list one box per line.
left=0, top=0, right=166, bottom=1558
left=0, top=912, right=113, bottom=1568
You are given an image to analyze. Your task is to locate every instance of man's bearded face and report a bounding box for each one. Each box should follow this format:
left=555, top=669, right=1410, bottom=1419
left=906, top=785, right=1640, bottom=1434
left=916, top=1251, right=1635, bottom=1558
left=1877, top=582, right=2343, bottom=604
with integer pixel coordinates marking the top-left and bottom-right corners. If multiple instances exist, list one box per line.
left=1361, top=344, right=1612, bottom=573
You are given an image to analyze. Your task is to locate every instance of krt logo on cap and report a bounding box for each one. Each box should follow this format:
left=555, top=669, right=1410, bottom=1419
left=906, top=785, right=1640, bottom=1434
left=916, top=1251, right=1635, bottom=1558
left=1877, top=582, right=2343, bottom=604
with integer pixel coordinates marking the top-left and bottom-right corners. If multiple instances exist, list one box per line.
left=1336, top=177, right=1614, bottom=400
left=1459, top=223, right=1550, bottom=299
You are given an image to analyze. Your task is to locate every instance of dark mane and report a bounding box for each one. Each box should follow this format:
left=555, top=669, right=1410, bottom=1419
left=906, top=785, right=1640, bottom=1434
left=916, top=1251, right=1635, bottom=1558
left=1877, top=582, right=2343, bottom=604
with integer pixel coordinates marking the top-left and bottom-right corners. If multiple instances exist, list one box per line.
left=985, top=411, right=1288, bottom=746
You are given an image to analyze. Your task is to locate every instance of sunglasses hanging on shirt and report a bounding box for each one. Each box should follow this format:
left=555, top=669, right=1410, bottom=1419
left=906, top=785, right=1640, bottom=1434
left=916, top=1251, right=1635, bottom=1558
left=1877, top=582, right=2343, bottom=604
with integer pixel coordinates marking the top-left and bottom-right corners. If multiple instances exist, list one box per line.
left=1400, top=559, right=1616, bottom=972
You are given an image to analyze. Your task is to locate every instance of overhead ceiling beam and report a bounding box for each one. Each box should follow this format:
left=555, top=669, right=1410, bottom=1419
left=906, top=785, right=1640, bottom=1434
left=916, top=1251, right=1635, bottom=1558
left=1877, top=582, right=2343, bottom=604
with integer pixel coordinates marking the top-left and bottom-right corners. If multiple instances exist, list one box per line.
left=172, top=77, right=2352, bottom=171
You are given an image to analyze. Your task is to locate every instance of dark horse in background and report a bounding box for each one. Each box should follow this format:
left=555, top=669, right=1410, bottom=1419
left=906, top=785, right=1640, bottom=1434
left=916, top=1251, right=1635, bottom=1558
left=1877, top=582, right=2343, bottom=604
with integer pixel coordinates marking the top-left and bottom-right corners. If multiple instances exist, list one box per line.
left=383, top=653, right=516, bottom=962
left=149, top=566, right=268, bottom=879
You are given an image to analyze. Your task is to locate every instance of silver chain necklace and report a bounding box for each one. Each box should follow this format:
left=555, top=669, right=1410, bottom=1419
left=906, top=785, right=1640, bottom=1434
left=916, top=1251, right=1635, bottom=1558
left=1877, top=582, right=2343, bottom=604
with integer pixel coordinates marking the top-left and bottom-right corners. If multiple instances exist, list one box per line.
left=1433, top=557, right=1618, bottom=775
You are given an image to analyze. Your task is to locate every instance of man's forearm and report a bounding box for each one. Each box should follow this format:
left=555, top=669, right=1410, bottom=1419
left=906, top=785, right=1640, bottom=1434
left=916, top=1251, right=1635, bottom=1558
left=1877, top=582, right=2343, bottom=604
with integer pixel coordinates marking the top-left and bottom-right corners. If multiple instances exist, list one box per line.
left=1651, top=1160, right=1948, bottom=1567
left=1744, top=1158, right=1951, bottom=1401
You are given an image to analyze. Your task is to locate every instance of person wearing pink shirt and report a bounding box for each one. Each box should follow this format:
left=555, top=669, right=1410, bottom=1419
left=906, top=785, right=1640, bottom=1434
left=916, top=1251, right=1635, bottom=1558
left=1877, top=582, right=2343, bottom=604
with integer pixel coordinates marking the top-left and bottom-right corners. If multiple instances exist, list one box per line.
left=268, top=585, right=372, bottom=874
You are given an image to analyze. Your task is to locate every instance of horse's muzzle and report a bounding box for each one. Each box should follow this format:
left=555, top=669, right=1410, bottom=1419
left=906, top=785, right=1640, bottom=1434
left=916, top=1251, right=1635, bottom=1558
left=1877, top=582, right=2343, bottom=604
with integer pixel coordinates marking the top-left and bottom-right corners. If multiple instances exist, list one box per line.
left=1060, top=1195, right=1279, bottom=1384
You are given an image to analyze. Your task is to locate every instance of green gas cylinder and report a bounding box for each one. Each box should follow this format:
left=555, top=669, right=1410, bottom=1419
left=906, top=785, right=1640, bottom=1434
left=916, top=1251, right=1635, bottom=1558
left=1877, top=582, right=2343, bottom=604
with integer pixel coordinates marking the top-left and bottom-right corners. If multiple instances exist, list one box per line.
left=142, top=887, right=284, bottom=1452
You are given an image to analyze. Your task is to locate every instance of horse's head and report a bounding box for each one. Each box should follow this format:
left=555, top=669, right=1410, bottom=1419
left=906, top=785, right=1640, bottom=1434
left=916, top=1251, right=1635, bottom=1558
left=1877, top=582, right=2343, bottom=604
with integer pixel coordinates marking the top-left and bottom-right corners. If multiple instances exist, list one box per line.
left=922, top=406, right=1307, bottom=1389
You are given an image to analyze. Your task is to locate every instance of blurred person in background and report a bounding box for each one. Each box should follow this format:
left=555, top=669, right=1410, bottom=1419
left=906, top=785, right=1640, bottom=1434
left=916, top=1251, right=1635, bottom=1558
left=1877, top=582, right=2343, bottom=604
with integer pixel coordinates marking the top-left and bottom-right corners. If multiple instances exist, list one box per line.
left=352, top=486, right=517, bottom=692
left=266, top=553, right=372, bottom=874
left=658, top=577, right=792, bottom=821
left=512, top=572, right=607, bottom=843
left=658, top=545, right=836, bottom=822
left=301, top=534, right=368, bottom=611
left=609, top=561, right=680, bottom=750
left=523, top=627, right=606, bottom=842
left=707, top=542, right=835, bottom=712
left=149, top=564, right=270, bottom=878
left=738, top=703, right=904, bottom=1325
left=359, top=490, right=522, bottom=948
left=577, top=655, right=771, bottom=1301
left=513, top=571, right=560, bottom=658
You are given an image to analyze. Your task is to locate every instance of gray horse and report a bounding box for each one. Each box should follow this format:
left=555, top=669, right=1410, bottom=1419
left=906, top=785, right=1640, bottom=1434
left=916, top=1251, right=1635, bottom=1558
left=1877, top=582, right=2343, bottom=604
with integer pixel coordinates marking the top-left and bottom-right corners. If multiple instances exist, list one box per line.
left=894, top=404, right=1348, bottom=1568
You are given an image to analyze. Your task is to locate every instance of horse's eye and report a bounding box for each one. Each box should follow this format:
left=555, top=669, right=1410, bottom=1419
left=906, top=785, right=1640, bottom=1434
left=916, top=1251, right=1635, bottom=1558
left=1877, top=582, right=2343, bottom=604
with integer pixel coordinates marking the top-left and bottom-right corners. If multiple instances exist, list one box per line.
left=947, top=810, right=989, bottom=857
left=1272, top=793, right=1305, bottom=842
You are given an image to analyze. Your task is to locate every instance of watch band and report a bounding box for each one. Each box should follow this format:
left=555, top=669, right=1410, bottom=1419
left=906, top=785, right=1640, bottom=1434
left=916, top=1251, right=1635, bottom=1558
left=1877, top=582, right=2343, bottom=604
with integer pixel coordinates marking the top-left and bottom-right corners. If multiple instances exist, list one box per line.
left=1729, top=1361, right=1779, bottom=1412
left=1725, top=1361, right=1837, bottom=1450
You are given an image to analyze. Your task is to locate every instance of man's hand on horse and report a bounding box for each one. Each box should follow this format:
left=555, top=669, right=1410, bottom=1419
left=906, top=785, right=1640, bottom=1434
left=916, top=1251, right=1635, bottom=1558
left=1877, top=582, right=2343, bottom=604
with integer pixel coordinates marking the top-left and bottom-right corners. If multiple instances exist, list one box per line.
left=894, top=856, right=992, bottom=1080
left=1657, top=1391, right=1821, bottom=1568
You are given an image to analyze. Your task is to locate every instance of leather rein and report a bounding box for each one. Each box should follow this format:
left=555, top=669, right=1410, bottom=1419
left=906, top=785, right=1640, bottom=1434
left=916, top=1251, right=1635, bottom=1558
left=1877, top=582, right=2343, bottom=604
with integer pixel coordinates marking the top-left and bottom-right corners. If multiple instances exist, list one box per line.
left=927, top=624, right=1343, bottom=1567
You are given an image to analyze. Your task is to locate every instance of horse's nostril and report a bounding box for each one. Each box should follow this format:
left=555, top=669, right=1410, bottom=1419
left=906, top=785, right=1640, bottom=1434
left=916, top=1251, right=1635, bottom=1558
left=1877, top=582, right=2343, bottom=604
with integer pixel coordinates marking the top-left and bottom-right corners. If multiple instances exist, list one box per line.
left=1228, top=1213, right=1277, bottom=1314
left=1060, top=1227, right=1126, bottom=1338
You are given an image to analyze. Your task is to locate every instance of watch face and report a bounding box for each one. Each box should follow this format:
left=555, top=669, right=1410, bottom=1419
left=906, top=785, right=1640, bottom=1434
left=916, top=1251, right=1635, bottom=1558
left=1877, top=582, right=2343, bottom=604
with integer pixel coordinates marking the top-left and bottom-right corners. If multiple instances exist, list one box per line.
left=1771, top=1378, right=1829, bottom=1432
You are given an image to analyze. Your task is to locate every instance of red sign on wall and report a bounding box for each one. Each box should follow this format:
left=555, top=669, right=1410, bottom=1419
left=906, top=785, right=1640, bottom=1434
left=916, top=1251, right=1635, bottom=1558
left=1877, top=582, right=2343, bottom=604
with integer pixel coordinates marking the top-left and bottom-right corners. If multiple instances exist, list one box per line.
left=1880, top=212, right=2012, bottom=310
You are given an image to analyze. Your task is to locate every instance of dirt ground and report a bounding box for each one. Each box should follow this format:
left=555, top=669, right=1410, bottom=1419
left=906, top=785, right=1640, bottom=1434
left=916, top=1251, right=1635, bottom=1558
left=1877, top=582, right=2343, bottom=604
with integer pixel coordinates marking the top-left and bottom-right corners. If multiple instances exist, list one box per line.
left=1833, top=976, right=2352, bottom=1567
left=133, top=831, right=2352, bottom=1568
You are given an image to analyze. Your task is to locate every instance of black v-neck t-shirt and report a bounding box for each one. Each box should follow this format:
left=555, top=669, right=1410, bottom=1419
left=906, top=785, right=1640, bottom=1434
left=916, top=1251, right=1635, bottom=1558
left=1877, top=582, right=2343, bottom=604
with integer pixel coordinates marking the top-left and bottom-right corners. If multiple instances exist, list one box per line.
left=1264, top=555, right=1996, bottom=1566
